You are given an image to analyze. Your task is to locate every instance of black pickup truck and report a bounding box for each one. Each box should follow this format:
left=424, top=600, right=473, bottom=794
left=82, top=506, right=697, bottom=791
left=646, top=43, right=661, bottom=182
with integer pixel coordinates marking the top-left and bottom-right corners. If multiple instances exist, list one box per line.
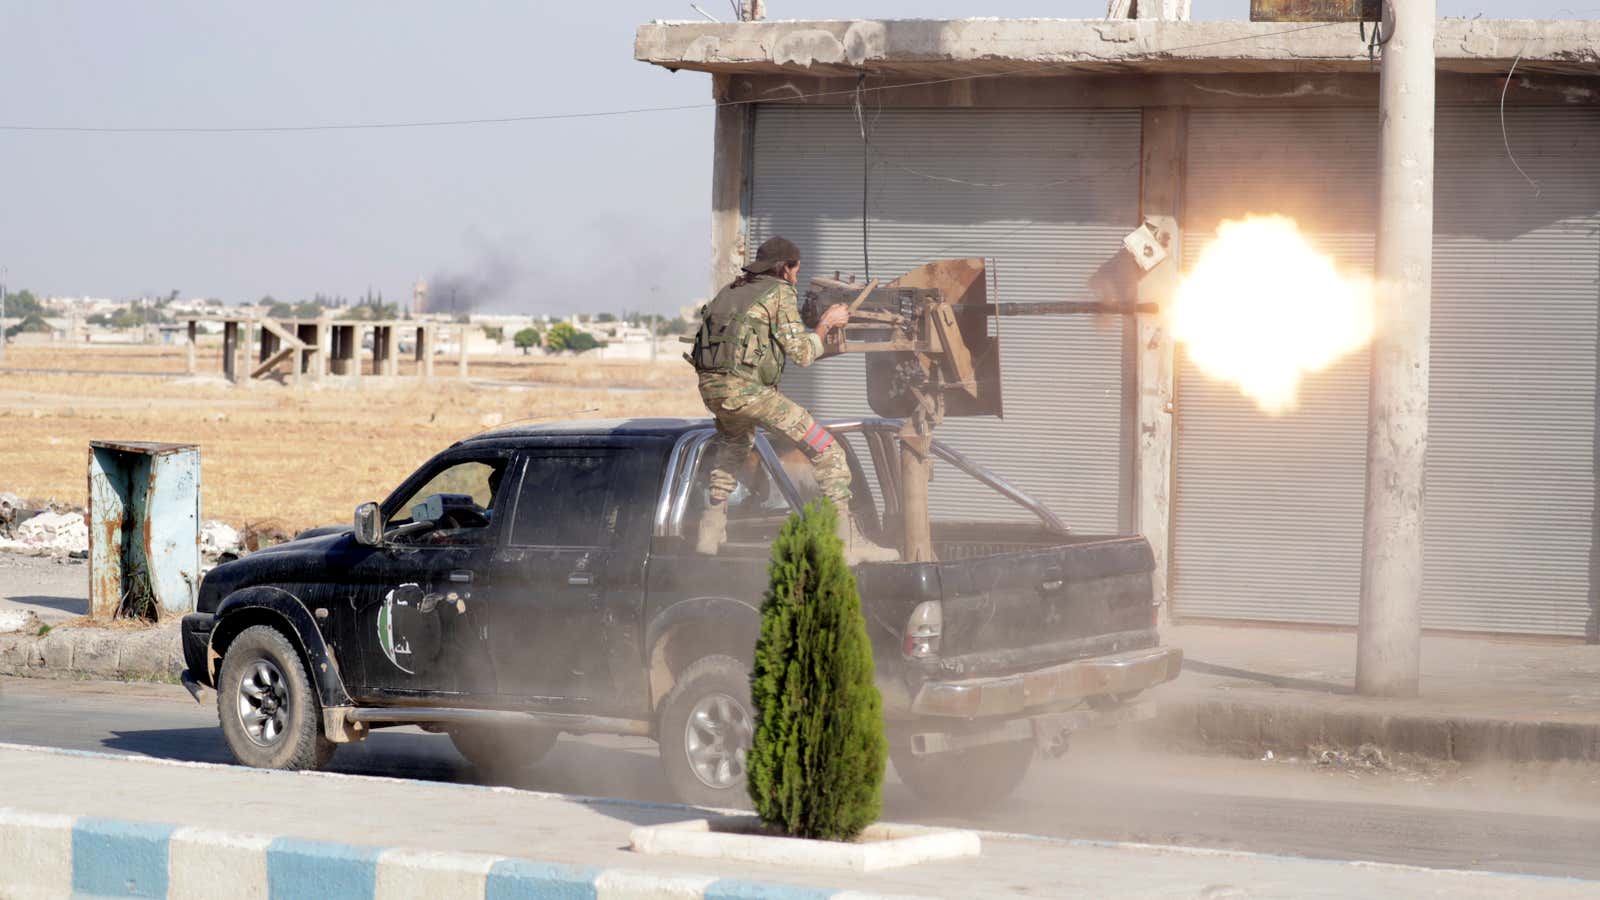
left=181, top=417, right=1180, bottom=807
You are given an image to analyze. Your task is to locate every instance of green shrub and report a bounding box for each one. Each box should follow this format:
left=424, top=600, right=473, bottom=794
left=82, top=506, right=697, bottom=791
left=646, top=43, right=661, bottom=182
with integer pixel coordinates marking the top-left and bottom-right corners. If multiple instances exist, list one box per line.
left=747, top=499, right=886, bottom=841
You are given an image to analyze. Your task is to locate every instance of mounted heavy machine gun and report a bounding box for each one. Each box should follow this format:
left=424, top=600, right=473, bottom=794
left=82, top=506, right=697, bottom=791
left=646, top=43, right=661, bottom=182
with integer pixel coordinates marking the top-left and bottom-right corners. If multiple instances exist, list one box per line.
left=803, top=256, right=1158, bottom=563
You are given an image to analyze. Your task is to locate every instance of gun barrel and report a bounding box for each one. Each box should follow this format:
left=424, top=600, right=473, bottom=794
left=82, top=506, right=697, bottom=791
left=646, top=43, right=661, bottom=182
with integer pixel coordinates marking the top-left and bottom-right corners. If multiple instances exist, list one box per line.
left=955, top=301, right=1159, bottom=317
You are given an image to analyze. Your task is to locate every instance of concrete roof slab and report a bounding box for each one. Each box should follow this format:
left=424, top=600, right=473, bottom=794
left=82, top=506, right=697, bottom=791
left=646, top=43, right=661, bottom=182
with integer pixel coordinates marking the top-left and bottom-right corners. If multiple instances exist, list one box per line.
left=635, top=18, right=1600, bottom=78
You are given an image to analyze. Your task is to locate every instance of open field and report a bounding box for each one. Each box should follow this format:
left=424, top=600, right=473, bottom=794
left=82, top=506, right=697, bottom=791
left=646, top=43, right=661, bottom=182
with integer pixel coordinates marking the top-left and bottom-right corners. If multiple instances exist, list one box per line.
left=0, top=344, right=701, bottom=532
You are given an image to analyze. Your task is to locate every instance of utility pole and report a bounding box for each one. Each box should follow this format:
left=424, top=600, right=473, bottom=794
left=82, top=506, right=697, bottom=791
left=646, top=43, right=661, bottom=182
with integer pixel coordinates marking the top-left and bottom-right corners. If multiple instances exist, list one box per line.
left=1357, top=0, right=1435, bottom=698
left=739, top=1, right=764, bottom=21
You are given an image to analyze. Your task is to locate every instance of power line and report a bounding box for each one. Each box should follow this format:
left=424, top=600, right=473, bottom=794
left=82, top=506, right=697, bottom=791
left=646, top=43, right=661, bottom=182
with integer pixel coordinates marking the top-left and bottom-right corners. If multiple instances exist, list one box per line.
left=0, top=22, right=1346, bottom=135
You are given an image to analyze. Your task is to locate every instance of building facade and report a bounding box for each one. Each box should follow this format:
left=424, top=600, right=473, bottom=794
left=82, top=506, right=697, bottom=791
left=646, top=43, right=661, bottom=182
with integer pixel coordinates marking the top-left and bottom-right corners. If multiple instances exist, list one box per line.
left=637, top=17, right=1600, bottom=639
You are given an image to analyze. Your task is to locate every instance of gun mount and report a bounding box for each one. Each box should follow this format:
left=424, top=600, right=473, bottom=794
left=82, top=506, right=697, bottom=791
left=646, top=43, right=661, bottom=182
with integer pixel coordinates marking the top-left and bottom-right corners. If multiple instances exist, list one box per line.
left=805, top=258, right=1156, bottom=562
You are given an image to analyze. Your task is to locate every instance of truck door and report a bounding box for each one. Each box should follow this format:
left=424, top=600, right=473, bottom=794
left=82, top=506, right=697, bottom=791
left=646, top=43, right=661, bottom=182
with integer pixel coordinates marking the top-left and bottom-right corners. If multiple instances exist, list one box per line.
left=485, top=447, right=647, bottom=712
left=346, top=451, right=509, bottom=698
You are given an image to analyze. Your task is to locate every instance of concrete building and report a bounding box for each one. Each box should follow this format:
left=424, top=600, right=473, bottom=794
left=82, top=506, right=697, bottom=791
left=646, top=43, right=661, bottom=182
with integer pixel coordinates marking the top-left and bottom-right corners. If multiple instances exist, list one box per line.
left=636, top=17, right=1600, bottom=639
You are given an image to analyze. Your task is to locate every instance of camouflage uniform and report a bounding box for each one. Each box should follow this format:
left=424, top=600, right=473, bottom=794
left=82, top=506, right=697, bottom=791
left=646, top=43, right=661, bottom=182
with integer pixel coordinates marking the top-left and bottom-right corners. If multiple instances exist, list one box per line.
left=690, top=275, right=851, bottom=509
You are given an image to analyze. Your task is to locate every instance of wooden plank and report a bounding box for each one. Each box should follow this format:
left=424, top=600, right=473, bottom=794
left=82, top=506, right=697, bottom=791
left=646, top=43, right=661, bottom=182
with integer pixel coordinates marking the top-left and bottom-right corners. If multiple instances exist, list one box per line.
left=839, top=339, right=933, bottom=353
left=929, top=302, right=977, bottom=399
left=258, top=317, right=306, bottom=350
left=847, top=279, right=880, bottom=315
left=250, top=347, right=295, bottom=380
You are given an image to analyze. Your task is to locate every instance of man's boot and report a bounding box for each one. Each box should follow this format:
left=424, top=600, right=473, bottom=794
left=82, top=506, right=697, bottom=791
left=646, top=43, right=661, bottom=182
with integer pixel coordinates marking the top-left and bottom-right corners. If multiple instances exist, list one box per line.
left=696, top=500, right=728, bottom=555
left=835, top=515, right=899, bottom=565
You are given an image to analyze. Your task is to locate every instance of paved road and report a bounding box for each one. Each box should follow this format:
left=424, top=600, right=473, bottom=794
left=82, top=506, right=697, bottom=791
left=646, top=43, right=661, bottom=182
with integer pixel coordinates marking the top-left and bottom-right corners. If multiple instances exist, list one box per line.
left=3, top=677, right=1598, bottom=880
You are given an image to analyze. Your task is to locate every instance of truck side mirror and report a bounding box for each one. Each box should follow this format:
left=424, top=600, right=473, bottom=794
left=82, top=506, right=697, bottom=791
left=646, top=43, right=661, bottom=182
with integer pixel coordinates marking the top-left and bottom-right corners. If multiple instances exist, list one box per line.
left=354, top=502, right=383, bottom=546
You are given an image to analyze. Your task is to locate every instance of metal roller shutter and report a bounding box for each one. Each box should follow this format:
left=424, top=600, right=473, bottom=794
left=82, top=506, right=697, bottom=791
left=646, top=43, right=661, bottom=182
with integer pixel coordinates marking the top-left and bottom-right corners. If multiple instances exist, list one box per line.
left=1174, top=106, right=1599, bottom=637
left=747, top=107, right=1141, bottom=531
left=1424, top=107, right=1599, bottom=637
left=1173, top=108, right=1377, bottom=625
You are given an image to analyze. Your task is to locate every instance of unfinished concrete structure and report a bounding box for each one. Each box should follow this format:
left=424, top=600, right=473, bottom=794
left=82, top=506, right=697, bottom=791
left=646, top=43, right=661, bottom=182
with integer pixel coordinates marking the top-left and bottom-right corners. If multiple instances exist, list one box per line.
left=180, top=315, right=471, bottom=384
left=637, top=17, right=1600, bottom=638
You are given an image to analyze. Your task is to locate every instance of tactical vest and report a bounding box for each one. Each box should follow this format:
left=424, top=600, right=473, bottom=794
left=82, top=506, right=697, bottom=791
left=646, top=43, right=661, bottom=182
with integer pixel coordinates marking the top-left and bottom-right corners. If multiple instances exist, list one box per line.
left=686, top=277, right=788, bottom=386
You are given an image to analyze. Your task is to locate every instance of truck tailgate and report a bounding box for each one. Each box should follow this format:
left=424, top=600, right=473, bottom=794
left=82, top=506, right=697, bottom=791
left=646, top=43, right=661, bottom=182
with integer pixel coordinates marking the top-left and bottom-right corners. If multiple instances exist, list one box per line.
left=935, top=536, right=1155, bottom=662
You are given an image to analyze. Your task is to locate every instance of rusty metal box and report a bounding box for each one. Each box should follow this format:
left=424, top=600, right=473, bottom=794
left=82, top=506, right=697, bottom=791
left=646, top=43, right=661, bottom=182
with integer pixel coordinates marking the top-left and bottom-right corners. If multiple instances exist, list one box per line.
left=88, top=441, right=201, bottom=620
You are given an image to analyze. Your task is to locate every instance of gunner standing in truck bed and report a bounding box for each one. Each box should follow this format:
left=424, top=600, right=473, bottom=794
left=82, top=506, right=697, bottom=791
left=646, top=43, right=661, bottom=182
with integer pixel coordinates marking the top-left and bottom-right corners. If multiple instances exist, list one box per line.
left=686, top=236, right=897, bottom=563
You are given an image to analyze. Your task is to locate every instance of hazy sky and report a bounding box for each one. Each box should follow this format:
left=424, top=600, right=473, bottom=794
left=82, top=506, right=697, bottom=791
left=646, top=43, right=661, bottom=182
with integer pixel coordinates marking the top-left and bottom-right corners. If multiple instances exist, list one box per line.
left=0, top=1, right=1584, bottom=315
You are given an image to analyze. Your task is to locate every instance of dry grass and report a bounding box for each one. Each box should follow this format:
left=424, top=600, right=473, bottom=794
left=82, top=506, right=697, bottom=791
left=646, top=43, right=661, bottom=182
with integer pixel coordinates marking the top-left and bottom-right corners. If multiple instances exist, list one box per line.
left=0, top=344, right=702, bottom=533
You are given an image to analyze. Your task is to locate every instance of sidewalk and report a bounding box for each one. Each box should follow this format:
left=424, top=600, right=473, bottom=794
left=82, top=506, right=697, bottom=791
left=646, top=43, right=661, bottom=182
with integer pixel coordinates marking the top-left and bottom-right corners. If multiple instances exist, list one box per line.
left=1154, top=624, right=1600, bottom=762
left=1, top=743, right=1594, bottom=899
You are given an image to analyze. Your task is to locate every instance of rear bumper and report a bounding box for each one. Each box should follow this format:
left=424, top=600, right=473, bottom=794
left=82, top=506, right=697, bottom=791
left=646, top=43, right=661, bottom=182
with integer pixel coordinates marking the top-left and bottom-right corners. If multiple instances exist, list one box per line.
left=910, top=645, right=1183, bottom=718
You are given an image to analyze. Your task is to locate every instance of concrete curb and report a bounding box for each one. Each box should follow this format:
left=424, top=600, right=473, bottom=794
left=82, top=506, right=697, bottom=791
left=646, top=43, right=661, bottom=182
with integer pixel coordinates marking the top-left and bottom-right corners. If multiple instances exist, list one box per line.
left=1150, top=696, right=1600, bottom=764
left=0, top=622, right=181, bottom=682
left=0, top=806, right=927, bottom=900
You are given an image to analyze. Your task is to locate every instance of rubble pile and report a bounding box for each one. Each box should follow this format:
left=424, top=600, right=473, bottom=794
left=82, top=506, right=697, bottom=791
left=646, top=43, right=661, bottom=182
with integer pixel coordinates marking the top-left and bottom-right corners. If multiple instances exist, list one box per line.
left=201, top=520, right=243, bottom=560
left=0, top=491, right=249, bottom=561
left=0, top=509, right=90, bottom=557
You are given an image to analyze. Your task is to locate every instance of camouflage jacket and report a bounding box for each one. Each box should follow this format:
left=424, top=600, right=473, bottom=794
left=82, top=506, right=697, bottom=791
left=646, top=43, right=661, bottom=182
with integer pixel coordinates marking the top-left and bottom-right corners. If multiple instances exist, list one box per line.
left=688, top=275, right=823, bottom=395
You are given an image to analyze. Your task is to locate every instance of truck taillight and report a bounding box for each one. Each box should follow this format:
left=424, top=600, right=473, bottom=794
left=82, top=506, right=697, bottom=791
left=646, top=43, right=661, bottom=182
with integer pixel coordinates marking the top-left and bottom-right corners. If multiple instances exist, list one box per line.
left=902, top=601, right=942, bottom=659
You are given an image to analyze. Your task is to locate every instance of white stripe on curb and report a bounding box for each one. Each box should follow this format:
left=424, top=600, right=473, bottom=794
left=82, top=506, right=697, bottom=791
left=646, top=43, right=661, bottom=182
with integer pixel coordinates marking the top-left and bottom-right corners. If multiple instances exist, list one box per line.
left=167, top=826, right=272, bottom=900
left=374, top=847, right=497, bottom=900
left=596, top=868, right=719, bottom=900
left=0, top=809, right=74, bottom=900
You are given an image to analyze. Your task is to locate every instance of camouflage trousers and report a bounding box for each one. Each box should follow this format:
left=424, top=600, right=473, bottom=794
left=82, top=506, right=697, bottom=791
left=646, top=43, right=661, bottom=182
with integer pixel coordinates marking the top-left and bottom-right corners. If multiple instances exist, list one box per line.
left=698, top=374, right=851, bottom=509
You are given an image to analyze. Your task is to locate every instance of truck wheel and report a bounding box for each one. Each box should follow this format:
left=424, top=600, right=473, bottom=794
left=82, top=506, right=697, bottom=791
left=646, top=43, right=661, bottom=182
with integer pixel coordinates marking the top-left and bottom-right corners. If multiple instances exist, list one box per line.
left=216, top=625, right=334, bottom=771
left=657, top=655, right=755, bottom=809
left=450, top=725, right=558, bottom=778
left=891, top=738, right=1034, bottom=810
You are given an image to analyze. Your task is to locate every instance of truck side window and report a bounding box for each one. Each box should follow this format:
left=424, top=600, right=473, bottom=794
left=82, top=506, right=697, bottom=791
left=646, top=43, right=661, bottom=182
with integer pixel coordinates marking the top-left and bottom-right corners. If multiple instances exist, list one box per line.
left=510, top=452, right=625, bottom=548
left=387, top=458, right=506, bottom=545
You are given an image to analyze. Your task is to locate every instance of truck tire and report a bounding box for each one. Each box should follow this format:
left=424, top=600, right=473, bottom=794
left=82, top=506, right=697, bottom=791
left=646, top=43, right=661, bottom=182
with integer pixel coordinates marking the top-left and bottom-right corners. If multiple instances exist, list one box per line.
left=657, top=655, right=755, bottom=809
left=216, top=625, right=335, bottom=771
left=449, top=725, right=558, bottom=778
left=891, top=738, right=1034, bottom=810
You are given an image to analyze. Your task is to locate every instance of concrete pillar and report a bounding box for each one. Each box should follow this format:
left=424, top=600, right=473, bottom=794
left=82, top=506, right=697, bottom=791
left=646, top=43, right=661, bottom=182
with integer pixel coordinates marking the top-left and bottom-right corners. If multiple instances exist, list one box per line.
left=1135, top=107, right=1185, bottom=622
left=222, top=321, right=237, bottom=383
left=185, top=321, right=198, bottom=375
left=416, top=326, right=434, bottom=379
left=240, top=321, right=256, bottom=389
left=709, top=74, right=754, bottom=297
left=353, top=325, right=365, bottom=385
left=382, top=325, right=399, bottom=376
left=1358, top=0, right=1435, bottom=699
left=315, top=322, right=330, bottom=381
left=456, top=325, right=469, bottom=378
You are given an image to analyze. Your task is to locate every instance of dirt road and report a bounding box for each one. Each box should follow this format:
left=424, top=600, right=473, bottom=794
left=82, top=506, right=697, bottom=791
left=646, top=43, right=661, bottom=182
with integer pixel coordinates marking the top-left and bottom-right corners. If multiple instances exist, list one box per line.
left=2, top=676, right=1596, bottom=880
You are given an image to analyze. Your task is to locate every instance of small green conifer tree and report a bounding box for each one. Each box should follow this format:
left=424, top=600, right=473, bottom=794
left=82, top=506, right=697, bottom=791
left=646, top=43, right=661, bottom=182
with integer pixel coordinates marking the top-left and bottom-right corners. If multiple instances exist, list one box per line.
left=747, top=499, right=887, bottom=841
